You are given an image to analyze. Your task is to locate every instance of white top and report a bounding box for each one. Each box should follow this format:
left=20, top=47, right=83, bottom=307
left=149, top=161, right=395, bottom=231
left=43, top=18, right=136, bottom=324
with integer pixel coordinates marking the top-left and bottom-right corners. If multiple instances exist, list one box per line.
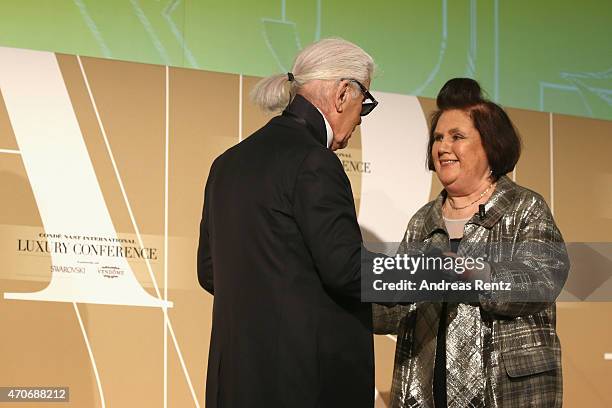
left=443, top=216, right=470, bottom=239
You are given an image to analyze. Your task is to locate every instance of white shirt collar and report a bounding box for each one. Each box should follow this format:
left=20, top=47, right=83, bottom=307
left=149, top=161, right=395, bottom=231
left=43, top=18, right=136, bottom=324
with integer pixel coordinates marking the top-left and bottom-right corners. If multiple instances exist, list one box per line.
left=315, top=107, right=334, bottom=149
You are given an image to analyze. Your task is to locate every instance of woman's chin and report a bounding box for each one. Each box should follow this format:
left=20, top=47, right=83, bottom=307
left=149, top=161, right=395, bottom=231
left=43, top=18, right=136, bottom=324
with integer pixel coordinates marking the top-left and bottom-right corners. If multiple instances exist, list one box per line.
left=436, top=172, right=458, bottom=188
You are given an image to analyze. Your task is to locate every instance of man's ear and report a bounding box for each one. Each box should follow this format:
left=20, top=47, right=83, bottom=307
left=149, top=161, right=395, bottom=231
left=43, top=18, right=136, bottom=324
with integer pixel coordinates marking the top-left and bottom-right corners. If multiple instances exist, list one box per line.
left=334, top=80, right=351, bottom=113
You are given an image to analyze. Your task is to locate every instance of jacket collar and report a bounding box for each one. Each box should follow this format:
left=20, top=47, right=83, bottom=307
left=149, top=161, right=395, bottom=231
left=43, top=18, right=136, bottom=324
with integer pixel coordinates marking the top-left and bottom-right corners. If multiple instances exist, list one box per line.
left=282, top=94, right=327, bottom=146
left=422, top=175, right=519, bottom=237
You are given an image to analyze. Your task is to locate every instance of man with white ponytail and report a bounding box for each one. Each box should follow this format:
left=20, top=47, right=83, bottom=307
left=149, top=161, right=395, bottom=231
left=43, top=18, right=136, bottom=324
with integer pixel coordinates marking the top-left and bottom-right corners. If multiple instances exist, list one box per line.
left=198, top=38, right=378, bottom=407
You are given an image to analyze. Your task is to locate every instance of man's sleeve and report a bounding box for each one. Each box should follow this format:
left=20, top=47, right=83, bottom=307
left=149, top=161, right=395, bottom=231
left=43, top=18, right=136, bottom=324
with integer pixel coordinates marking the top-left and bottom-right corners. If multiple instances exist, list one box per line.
left=197, top=162, right=216, bottom=295
left=293, top=148, right=363, bottom=299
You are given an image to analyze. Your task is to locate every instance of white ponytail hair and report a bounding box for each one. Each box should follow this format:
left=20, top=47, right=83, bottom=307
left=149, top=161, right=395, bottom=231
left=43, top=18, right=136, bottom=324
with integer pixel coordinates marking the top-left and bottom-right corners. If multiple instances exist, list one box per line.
left=251, top=38, right=375, bottom=113
left=250, top=73, right=294, bottom=113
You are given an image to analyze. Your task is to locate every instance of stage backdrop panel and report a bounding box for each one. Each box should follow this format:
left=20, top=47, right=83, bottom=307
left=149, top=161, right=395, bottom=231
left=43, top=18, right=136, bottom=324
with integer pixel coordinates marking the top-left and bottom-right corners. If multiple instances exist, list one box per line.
left=1, top=45, right=611, bottom=407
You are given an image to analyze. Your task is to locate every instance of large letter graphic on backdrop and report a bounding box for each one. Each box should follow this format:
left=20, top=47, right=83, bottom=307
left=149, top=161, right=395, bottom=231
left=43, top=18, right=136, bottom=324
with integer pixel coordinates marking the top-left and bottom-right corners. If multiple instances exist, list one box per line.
left=0, top=47, right=171, bottom=308
left=358, top=91, right=431, bottom=247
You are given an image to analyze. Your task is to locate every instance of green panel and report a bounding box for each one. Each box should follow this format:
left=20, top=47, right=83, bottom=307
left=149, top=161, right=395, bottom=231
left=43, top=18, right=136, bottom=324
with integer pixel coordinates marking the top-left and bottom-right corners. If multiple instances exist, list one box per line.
left=500, top=0, right=612, bottom=119
left=0, top=0, right=610, bottom=120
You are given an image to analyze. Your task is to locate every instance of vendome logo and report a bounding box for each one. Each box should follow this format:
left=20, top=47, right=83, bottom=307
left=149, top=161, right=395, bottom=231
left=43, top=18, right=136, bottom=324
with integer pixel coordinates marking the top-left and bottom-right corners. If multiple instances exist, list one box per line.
left=97, top=265, right=124, bottom=279
left=336, top=152, right=372, bottom=174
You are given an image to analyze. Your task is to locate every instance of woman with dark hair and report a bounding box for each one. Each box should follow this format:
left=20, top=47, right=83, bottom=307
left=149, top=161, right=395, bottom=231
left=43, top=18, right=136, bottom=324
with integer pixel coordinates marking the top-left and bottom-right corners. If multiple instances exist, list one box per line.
left=374, top=78, right=569, bottom=407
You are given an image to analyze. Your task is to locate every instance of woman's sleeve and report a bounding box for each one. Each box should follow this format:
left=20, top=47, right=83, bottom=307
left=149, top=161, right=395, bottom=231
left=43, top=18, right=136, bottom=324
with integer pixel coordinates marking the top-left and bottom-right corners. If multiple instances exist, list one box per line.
left=373, top=303, right=412, bottom=334
left=479, top=196, right=570, bottom=317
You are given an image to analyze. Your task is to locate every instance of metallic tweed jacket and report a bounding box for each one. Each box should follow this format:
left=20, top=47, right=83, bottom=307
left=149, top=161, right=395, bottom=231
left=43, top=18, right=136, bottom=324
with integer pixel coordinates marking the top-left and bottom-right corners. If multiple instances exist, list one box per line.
left=373, top=176, right=569, bottom=408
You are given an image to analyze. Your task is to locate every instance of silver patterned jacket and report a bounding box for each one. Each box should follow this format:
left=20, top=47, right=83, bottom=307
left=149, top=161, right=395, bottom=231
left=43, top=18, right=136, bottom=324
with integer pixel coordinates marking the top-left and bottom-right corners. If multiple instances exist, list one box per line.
left=373, top=176, right=569, bottom=408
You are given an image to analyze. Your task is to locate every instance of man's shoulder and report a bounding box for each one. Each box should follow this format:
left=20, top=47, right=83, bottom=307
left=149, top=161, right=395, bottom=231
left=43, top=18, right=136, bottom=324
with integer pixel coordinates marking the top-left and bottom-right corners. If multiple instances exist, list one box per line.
left=256, top=115, right=316, bottom=139
left=231, top=115, right=321, bottom=153
left=298, top=144, right=341, bottom=168
left=209, top=116, right=331, bottom=178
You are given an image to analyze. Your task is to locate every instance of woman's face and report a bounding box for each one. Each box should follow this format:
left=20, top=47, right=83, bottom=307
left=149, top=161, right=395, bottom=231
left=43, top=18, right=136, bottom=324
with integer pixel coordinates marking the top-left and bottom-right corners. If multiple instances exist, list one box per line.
left=431, top=109, right=490, bottom=194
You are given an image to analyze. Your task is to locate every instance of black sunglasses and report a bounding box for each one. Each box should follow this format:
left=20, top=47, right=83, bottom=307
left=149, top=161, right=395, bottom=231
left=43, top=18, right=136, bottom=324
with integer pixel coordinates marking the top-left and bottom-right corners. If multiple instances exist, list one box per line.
left=341, top=78, right=378, bottom=116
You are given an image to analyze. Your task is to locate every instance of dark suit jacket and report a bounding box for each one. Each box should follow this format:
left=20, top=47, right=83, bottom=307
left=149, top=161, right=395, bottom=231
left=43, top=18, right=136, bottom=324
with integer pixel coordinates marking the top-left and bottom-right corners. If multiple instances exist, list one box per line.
left=198, top=95, right=373, bottom=407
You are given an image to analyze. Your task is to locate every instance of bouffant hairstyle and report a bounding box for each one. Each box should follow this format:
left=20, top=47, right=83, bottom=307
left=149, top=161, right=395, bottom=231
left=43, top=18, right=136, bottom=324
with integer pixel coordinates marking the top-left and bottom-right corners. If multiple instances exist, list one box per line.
left=426, top=78, right=521, bottom=180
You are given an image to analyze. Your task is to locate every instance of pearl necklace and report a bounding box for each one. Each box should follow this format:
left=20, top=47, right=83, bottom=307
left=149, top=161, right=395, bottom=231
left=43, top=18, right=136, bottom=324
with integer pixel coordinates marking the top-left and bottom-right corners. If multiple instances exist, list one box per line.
left=447, top=183, right=493, bottom=210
